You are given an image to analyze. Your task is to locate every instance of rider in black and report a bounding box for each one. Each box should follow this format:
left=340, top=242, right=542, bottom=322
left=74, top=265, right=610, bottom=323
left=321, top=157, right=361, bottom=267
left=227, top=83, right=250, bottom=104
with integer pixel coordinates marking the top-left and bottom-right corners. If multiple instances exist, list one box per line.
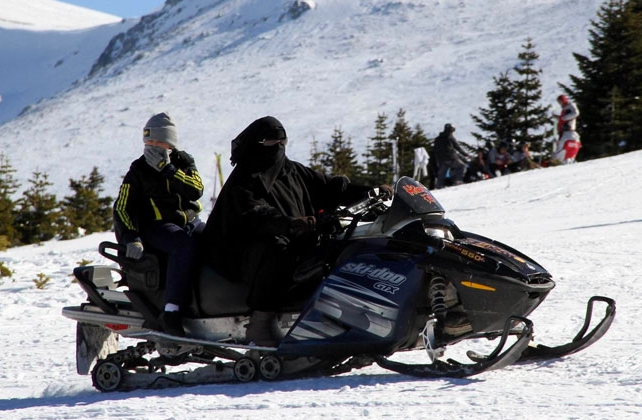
left=202, top=116, right=384, bottom=345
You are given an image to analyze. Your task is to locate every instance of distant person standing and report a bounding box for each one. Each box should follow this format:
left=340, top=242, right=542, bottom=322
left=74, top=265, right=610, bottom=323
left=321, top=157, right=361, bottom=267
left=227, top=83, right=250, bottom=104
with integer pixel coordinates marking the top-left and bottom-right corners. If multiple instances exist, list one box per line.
left=432, top=123, right=468, bottom=188
left=552, top=94, right=581, bottom=164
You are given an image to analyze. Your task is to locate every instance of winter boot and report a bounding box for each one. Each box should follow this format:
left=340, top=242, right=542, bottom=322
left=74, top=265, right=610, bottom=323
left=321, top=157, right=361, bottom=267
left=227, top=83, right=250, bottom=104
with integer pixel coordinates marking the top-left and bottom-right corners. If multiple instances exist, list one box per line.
left=160, top=311, right=186, bottom=337
left=245, top=311, right=284, bottom=347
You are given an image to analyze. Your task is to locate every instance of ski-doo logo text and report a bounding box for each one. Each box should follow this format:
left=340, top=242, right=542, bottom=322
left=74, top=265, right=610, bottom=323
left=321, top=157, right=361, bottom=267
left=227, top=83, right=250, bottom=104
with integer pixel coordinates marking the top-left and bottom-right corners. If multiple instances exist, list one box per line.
left=340, top=263, right=407, bottom=294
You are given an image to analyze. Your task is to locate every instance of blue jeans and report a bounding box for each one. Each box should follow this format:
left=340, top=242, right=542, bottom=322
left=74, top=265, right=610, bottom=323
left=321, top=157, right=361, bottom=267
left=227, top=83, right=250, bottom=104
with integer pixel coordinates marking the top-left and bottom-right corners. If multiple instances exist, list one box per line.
left=142, top=219, right=205, bottom=307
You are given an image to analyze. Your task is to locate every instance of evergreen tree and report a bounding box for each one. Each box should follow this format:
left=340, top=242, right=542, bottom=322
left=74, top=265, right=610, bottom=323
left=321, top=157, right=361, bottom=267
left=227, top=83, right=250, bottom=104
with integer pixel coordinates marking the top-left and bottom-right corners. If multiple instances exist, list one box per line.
left=471, top=71, right=519, bottom=147
left=59, top=167, right=113, bottom=239
left=388, top=109, right=425, bottom=180
left=13, top=171, right=59, bottom=244
left=0, top=153, right=20, bottom=248
left=512, top=38, right=553, bottom=152
left=363, top=113, right=393, bottom=185
left=564, top=0, right=642, bottom=158
left=323, top=127, right=364, bottom=181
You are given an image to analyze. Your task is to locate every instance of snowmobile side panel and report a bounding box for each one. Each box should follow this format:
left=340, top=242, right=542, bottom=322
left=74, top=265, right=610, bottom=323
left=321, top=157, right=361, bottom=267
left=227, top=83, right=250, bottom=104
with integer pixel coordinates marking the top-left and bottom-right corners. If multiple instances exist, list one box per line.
left=279, top=249, right=427, bottom=357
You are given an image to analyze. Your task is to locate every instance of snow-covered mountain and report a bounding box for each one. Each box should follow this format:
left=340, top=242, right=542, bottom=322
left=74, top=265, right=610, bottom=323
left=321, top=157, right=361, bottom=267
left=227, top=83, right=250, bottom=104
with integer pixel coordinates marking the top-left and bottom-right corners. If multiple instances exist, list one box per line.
left=0, top=0, right=132, bottom=126
left=0, top=0, right=605, bottom=213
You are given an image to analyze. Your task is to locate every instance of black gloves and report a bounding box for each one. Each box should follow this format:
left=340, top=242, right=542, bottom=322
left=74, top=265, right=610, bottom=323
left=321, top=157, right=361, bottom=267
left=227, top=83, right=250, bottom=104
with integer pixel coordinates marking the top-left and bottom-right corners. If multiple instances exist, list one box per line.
left=369, top=184, right=394, bottom=200
left=172, top=150, right=195, bottom=166
left=289, top=216, right=316, bottom=237
left=379, top=184, right=394, bottom=200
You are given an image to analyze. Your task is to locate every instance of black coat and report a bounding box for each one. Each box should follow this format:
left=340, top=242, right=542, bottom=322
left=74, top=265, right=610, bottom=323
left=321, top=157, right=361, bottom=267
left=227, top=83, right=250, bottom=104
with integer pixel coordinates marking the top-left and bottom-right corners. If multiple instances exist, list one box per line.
left=202, top=158, right=369, bottom=285
left=113, top=151, right=204, bottom=244
left=433, top=129, right=467, bottom=165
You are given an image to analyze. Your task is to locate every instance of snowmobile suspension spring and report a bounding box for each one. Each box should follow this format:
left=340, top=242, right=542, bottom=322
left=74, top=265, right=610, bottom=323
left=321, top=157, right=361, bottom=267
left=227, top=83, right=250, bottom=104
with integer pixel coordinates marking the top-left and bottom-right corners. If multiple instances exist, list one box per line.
left=428, top=275, right=448, bottom=321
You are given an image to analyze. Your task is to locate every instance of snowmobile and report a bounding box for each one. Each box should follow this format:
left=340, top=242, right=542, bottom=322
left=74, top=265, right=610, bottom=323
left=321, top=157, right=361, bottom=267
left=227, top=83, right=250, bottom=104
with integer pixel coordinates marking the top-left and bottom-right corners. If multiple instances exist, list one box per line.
left=62, top=176, right=615, bottom=392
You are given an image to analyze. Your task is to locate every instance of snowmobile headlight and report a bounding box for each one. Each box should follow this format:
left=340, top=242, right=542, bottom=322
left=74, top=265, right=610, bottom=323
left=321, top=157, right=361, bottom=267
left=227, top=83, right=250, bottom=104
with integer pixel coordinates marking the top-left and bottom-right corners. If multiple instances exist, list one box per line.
left=424, top=226, right=454, bottom=241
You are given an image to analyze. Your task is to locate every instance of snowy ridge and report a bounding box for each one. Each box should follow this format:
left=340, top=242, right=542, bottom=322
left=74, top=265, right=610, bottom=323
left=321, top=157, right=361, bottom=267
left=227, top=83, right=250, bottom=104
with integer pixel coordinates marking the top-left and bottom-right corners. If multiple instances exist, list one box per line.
left=0, top=0, right=605, bottom=214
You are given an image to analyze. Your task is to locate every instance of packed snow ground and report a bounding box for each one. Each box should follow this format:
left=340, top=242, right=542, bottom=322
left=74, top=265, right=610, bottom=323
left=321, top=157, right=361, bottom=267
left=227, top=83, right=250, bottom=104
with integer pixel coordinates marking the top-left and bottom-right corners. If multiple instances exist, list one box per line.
left=1, top=150, right=640, bottom=419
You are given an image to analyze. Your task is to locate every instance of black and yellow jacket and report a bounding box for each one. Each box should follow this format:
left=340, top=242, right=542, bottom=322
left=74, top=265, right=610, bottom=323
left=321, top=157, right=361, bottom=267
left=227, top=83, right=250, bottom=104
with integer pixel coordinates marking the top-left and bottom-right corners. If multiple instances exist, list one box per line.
left=113, top=150, right=204, bottom=244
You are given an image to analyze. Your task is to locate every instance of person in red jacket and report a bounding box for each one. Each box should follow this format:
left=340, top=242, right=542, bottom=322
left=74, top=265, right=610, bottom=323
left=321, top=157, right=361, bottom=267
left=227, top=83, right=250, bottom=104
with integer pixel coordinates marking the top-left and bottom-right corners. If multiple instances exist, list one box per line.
left=552, top=94, right=581, bottom=163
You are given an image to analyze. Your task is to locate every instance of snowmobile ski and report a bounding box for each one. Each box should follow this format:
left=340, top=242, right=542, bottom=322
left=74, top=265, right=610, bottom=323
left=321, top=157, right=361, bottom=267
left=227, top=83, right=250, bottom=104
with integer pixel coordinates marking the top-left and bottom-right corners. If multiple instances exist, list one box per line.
left=518, top=296, right=616, bottom=361
left=376, top=316, right=534, bottom=378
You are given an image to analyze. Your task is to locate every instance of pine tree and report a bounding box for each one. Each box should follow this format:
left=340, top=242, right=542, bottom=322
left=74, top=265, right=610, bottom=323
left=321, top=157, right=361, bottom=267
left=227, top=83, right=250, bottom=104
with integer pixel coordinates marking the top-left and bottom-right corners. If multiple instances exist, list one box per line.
left=564, top=0, right=642, bottom=158
left=363, top=113, right=393, bottom=185
left=0, top=153, right=20, bottom=248
left=59, top=167, right=113, bottom=239
left=389, top=109, right=422, bottom=179
left=323, top=127, right=363, bottom=181
left=512, top=38, right=553, bottom=152
left=471, top=71, right=519, bottom=147
left=13, top=171, right=59, bottom=244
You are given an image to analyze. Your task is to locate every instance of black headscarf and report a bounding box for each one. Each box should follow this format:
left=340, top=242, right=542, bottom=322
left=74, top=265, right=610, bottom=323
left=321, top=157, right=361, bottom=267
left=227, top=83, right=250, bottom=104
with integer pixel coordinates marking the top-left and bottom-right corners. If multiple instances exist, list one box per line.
left=231, top=116, right=286, bottom=165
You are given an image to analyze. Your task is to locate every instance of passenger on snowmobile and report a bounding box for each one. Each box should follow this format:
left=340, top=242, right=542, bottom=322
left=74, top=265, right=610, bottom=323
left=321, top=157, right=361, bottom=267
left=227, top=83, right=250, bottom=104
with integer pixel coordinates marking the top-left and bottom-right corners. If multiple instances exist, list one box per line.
left=201, top=115, right=390, bottom=346
left=113, top=112, right=205, bottom=337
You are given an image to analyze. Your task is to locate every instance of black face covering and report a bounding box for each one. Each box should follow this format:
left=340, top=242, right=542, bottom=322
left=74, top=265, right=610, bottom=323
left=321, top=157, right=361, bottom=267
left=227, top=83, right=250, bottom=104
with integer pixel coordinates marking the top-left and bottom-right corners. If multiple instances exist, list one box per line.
left=230, top=116, right=287, bottom=169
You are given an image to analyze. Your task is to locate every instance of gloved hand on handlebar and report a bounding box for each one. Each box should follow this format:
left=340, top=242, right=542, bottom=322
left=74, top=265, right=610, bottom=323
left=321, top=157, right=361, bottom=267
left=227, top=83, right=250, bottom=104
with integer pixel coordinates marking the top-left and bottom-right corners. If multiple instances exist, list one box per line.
left=369, top=184, right=394, bottom=200
left=315, top=209, right=340, bottom=235
left=289, top=216, right=316, bottom=237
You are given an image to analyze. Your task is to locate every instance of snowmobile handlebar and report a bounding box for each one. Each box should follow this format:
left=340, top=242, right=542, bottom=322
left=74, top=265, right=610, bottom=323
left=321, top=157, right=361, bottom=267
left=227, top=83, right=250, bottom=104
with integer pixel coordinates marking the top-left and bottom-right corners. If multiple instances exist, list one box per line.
left=317, top=190, right=390, bottom=239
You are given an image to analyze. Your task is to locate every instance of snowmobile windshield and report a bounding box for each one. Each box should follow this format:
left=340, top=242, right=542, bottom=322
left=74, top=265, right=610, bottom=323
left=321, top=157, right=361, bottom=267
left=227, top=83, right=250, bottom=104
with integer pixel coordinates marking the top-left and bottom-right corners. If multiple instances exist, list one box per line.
left=382, top=177, right=445, bottom=232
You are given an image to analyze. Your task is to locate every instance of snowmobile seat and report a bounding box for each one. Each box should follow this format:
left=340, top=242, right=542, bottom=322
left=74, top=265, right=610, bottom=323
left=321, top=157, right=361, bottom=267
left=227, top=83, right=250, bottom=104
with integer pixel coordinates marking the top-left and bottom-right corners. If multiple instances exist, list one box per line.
left=195, top=264, right=251, bottom=317
left=98, top=241, right=252, bottom=318
left=98, top=242, right=167, bottom=319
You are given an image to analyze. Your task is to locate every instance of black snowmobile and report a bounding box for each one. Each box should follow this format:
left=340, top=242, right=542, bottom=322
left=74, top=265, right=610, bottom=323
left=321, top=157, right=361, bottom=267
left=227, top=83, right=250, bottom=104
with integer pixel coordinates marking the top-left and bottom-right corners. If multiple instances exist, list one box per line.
left=62, top=176, right=615, bottom=392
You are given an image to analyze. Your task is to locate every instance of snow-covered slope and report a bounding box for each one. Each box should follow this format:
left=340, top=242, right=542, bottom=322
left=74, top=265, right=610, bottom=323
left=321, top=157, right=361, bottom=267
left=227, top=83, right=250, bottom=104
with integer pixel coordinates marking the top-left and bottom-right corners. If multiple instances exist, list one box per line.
left=0, top=0, right=605, bottom=214
left=0, top=0, right=132, bottom=127
left=0, top=0, right=121, bottom=30
left=1, top=149, right=640, bottom=419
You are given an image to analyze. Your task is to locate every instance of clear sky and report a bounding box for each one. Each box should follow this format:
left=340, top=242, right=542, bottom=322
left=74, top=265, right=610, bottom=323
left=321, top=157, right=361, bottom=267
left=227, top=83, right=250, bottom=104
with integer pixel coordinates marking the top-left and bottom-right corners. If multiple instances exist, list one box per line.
left=57, top=0, right=166, bottom=18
